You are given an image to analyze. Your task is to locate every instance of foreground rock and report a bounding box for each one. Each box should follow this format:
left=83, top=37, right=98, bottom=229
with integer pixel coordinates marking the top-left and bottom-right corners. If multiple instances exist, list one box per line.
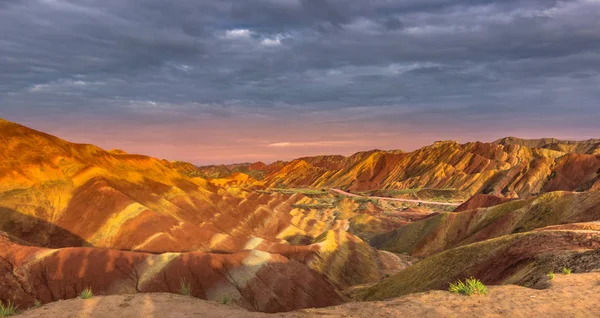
left=14, top=273, right=600, bottom=317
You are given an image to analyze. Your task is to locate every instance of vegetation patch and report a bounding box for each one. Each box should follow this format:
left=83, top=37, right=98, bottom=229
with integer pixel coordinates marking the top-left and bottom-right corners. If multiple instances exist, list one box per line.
left=79, top=288, right=94, bottom=299
left=179, top=278, right=193, bottom=295
left=562, top=267, right=572, bottom=275
left=218, top=295, right=233, bottom=305
left=351, top=197, right=381, bottom=208
left=0, top=301, right=17, bottom=317
left=547, top=272, right=555, bottom=280
left=448, top=277, right=488, bottom=296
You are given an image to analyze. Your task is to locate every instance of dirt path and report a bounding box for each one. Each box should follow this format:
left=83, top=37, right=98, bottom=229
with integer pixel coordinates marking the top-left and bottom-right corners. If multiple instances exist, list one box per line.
left=15, top=273, right=600, bottom=317
left=331, top=189, right=461, bottom=207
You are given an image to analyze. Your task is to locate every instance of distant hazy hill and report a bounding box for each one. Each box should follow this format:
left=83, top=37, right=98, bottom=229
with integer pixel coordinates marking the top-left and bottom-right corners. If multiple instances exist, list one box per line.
left=494, top=136, right=600, bottom=154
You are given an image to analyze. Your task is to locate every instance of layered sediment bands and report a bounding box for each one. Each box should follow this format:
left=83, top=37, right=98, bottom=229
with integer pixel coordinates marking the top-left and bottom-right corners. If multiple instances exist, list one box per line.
left=371, top=191, right=600, bottom=257
left=0, top=233, right=344, bottom=313
left=0, top=115, right=396, bottom=303
left=199, top=138, right=600, bottom=198
left=359, top=229, right=600, bottom=301
left=2, top=118, right=600, bottom=313
left=0, top=118, right=357, bottom=253
left=309, top=230, right=381, bottom=288
left=543, top=153, right=600, bottom=192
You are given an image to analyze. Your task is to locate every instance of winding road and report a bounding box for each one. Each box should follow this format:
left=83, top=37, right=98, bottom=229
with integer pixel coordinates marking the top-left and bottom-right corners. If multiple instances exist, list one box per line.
left=331, top=189, right=462, bottom=207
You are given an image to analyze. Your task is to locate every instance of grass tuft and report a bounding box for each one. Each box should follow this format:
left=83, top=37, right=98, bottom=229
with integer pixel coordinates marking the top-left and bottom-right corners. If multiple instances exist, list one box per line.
left=0, top=301, right=18, bottom=317
left=79, top=288, right=93, bottom=299
left=218, top=295, right=232, bottom=305
left=448, top=277, right=487, bottom=296
left=179, top=278, right=193, bottom=296
left=547, top=272, right=555, bottom=280
left=562, top=267, right=572, bottom=275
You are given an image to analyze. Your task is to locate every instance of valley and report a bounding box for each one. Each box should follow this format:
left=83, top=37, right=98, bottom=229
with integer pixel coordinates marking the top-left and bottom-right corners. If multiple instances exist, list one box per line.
left=0, top=118, right=599, bottom=316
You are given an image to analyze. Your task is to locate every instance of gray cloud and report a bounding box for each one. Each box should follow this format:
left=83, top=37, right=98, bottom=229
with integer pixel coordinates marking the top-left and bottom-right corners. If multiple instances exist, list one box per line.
left=0, top=0, right=599, bottom=160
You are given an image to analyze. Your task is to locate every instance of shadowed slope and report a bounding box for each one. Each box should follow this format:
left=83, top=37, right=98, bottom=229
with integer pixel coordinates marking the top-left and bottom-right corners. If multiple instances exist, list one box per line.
left=0, top=207, right=89, bottom=248
left=0, top=118, right=223, bottom=251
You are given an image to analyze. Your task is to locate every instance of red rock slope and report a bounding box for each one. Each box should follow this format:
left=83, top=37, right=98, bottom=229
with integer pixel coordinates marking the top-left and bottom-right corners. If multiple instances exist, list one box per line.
left=0, top=232, right=344, bottom=312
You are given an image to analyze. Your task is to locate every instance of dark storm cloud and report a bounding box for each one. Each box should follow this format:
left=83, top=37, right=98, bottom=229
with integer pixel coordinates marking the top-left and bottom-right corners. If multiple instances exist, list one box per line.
left=1, top=0, right=599, bottom=126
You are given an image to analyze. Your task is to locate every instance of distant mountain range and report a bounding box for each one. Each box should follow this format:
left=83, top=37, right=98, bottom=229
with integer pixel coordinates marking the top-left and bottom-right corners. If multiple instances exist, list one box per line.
left=192, top=136, right=600, bottom=197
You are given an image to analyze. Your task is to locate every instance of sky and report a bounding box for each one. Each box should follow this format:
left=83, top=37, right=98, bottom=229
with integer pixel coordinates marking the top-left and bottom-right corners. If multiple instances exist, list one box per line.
left=1, top=0, right=599, bottom=165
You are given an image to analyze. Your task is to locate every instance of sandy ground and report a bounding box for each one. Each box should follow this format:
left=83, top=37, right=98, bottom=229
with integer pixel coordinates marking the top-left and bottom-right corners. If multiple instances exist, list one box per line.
left=15, top=273, right=600, bottom=318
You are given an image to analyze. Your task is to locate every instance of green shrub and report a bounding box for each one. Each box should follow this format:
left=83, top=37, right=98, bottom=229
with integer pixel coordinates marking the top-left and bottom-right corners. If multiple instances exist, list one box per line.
left=179, top=278, right=193, bottom=296
left=448, top=277, right=487, bottom=296
left=218, top=296, right=232, bottom=305
left=547, top=272, right=555, bottom=280
left=0, top=301, right=17, bottom=317
left=79, top=288, right=93, bottom=299
left=449, top=280, right=467, bottom=294
left=562, top=267, right=572, bottom=275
